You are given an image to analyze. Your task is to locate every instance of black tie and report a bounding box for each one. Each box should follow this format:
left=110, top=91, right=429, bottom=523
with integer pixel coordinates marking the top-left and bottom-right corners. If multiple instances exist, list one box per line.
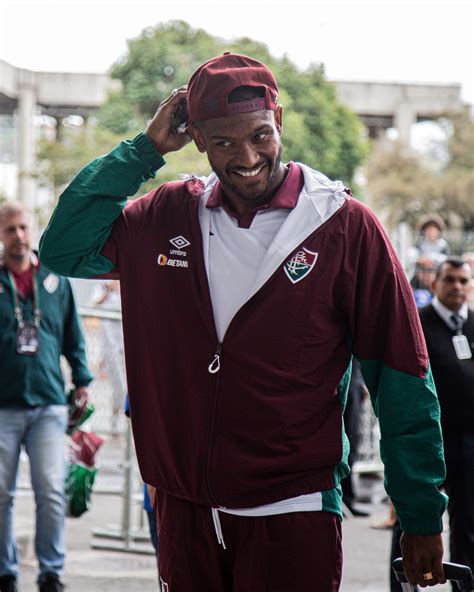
left=451, top=313, right=463, bottom=332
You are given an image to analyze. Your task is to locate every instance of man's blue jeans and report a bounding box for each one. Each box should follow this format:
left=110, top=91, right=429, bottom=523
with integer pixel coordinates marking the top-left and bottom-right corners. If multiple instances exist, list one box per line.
left=0, top=405, right=68, bottom=578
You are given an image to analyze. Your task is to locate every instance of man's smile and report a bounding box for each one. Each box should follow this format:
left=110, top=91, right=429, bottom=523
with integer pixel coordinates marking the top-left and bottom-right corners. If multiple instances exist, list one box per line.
left=230, top=163, right=268, bottom=178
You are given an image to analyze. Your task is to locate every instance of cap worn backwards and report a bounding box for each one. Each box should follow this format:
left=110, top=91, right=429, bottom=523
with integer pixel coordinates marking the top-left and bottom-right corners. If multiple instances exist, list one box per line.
left=187, top=52, right=279, bottom=123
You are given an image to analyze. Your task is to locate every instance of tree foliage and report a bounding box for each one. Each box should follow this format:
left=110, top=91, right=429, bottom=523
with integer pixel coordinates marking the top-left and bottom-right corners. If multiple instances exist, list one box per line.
left=36, top=20, right=368, bottom=208
left=366, top=109, right=474, bottom=229
left=108, top=21, right=221, bottom=119
left=36, top=125, right=122, bottom=199
left=97, top=20, right=367, bottom=185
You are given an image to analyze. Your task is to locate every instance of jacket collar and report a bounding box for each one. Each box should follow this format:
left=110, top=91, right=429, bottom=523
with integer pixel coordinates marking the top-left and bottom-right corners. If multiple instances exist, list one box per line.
left=199, top=164, right=349, bottom=301
left=206, top=162, right=302, bottom=209
left=202, top=164, right=349, bottom=214
left=431, top=296, right=468, bottom=330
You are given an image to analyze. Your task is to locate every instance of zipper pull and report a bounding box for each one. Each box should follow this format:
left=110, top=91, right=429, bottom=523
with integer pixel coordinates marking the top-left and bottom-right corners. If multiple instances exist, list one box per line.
left=208, top=344, right=222, bottom=374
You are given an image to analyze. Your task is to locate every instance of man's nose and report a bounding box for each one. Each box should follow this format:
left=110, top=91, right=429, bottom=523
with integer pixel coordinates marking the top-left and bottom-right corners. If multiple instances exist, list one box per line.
left=237, top=142, right=260, bottom=168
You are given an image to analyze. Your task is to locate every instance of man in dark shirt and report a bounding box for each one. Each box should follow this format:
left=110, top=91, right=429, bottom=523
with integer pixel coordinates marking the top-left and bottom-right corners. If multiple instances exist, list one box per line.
left=420, top=258, right=474, bottom=579
left=391, top=257, right=474, bottom=591
left=0, top=202, right=93, bottom=592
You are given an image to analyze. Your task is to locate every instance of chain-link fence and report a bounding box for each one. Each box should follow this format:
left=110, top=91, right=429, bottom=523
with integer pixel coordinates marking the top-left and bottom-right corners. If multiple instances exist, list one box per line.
left=354, top=398, right=383, bottom=473
left=78, top=307, right=127, bottom=437
left=78, top=308, right=153, bottom=553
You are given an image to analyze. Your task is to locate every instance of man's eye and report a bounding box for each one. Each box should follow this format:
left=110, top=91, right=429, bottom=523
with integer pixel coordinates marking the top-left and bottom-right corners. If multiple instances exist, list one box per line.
left=254, top=132, right=267, bottom=141
left=216, top=140, right=232, bottom=148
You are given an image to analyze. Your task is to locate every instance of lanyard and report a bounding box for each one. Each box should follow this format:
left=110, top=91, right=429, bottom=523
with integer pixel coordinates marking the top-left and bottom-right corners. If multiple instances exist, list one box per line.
left=6, top=268, right=41, bottom=327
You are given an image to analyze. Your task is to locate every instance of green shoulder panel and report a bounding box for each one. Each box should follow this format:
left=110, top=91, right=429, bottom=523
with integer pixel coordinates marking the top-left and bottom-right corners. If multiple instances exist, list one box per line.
left=39, top=133, right=166, bottom=278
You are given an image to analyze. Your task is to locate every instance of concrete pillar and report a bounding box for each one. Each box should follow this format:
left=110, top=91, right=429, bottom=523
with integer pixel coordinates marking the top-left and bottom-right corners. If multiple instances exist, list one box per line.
left=17, top=83, right=37, bottom=208
left=396, top=221, right=410, bottom=270
left=394, top=103, right=416, bottom=147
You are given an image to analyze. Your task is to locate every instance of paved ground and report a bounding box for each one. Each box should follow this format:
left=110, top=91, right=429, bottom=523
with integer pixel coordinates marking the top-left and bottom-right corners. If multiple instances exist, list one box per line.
left=12, top=438, right=451, bottom=592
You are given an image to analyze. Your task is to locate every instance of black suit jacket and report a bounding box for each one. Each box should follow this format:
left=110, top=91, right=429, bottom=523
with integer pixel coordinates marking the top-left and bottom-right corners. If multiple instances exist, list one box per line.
left=418, top=304, right=474, bottom=434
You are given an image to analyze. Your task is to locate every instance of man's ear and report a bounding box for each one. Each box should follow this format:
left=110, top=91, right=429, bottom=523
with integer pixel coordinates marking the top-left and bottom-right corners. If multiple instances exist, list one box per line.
left=274, top=105, right=283, bottom=136
left=188, top=124, right=207, bottom=153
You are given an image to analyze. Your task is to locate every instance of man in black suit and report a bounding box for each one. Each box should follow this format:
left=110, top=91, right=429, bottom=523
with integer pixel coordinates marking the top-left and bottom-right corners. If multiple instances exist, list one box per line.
left=391, top=257, right=473, bottom=591
left=420, top=258, right=474, bottom=579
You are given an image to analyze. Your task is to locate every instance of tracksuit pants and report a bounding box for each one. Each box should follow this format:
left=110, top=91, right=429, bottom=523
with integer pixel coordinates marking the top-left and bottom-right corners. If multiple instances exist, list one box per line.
left=155, top=490, right=343, bottom=592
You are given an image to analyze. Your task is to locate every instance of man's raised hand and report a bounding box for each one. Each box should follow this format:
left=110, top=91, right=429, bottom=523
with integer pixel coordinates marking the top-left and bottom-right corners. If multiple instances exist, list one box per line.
left=146, top=86, right=192, bottom=155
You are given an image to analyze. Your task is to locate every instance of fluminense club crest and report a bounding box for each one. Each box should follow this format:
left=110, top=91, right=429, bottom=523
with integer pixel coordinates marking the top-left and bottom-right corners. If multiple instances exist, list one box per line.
left=283, top=248, right=318, bottom=284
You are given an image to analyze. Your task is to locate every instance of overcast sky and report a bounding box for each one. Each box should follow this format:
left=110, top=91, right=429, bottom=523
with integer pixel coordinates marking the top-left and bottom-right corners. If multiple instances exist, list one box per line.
left=0, top=0, right=473, bottom=105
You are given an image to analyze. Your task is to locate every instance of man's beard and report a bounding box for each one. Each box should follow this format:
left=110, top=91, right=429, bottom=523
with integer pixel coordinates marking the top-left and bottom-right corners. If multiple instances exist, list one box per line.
left=6, top=243, right=29, bottom=261
left=209, top=145, right=283, bottom=204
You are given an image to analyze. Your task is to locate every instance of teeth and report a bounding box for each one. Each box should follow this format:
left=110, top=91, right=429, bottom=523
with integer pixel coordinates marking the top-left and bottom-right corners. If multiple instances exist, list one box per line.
left=234, top=165, right=264, bottom=177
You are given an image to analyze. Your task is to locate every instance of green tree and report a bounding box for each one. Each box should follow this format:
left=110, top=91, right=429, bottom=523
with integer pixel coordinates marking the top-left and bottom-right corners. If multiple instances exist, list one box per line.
left=36, top=124, right=122, bottom=198
left=113, top=21, right=221, bottom=117
left=36, top=20, right=368, bottom=208
left=98, top=20, right=367, bottom=186
left=366, top=109, right=474, bottom=228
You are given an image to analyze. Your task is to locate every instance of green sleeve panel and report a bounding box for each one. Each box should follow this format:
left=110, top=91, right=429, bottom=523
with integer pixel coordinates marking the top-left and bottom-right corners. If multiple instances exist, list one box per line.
left=321, top=487, right=343, bottom=520
left=333, top=359, right=352, bottom=487
left=39, top=133, right=166, bottom=278
left=359, top=359, right=447, bottom=535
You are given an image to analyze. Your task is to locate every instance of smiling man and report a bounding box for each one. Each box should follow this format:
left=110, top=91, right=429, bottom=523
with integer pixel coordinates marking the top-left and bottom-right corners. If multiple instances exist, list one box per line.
left=191, top=88, right=285, bottom=208
left=40, top=53, right=447, bottom=591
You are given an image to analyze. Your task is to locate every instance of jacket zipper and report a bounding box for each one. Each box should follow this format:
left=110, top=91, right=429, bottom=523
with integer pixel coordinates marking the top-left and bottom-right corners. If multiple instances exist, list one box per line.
left=208, top=343, right=222, bottom=373
left=196, top=195, right=349, bottom=507
left=202, top=265, right=304, bottom=507
left=205, top=342, right=223, bottom=506
left=188, top=197, right=224, bottom=506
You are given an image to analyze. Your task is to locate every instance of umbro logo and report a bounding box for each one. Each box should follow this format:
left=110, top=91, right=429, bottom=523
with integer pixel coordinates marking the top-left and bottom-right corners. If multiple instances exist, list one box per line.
left=169, top=235, right=190, bottom=249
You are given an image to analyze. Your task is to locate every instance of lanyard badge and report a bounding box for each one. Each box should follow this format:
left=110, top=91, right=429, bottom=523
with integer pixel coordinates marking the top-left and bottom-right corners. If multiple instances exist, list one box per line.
left=16, top=320, right=40, bottom=355
left=7, top=269, right=41, bottom=356
left=452, top=334, right=472, bottom=360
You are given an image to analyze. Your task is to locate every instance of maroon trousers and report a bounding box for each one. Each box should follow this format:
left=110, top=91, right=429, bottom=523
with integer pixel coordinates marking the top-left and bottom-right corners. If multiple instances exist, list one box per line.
left=156, top=491, right=343, bottom=592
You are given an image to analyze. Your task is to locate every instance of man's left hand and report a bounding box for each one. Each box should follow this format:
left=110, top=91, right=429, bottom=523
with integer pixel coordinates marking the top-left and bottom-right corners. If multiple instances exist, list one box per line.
left=400, top=533, right=445, bottom=587
left=73, top=386, right=89, bottom=411
left=67, top=386, right=90, bottom=433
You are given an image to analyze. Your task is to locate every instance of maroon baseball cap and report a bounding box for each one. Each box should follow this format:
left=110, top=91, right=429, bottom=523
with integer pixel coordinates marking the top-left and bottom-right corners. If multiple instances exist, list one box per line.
left=187, top=52, right=279, bottom=122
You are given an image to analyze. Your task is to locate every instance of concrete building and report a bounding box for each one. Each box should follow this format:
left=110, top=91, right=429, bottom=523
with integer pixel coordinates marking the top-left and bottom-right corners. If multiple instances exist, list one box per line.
left=0, top=59, right=117, bottom=208
left=0, top=58, right=464, bottom=207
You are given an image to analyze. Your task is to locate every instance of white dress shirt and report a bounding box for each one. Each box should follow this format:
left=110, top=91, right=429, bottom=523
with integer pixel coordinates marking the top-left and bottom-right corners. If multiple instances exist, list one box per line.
left=431, top=296, right=468, bottom=331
